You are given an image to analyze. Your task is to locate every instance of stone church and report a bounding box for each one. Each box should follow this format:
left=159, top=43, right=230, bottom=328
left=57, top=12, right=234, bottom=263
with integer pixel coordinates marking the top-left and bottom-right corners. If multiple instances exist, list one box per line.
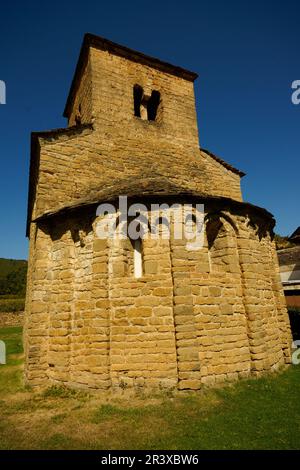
left=25, top=33, right=292, bottom=390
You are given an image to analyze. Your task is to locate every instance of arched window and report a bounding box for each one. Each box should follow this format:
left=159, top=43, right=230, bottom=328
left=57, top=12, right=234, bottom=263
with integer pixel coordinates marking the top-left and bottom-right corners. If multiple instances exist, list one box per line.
left=147, top=91, right=160, bottom=121
left=133, top=84, right=160, bottom=121
left=133, top=85, right=143, bottom=118
left=112, top=213, right=146, bottom=279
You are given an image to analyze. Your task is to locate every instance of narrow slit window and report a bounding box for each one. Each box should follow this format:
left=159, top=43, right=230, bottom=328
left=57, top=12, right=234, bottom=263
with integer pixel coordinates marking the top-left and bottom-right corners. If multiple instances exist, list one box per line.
left=133, top=238, right=143, bottom=278
left=133, top=84, right=143, bottom=118
left=147, top=90, right=160, bottom=121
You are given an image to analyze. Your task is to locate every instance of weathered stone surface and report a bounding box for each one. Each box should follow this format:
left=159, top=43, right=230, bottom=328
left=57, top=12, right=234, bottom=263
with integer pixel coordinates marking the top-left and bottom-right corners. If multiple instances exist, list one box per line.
left=24, top=34, right=292, bottom=392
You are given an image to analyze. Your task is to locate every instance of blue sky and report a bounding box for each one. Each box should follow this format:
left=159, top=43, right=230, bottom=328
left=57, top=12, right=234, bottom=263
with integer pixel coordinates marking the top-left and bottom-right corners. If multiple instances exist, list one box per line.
left=0, top=0, right=299, bottom=260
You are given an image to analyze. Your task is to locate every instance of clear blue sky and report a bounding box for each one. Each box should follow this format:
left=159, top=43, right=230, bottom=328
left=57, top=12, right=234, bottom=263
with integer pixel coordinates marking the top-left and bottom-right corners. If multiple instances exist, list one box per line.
left=0, top=0, right=299, bottom=260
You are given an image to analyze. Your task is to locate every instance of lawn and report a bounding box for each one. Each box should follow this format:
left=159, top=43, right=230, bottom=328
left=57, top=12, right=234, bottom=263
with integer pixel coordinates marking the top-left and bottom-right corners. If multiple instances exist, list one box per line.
left=0, top=326, right=300, bottom=450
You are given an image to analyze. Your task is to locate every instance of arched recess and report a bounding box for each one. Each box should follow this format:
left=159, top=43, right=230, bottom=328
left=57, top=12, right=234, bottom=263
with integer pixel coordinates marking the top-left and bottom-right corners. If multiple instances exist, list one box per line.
left=234, top=217, right=288, bottom=374
left=109, top=214, right=150, bottom=278
left=195, top=212, right=251, bottom=383
left=205, top=212, right=239, bottom=274
left=108, top=207, right=177, bottom=389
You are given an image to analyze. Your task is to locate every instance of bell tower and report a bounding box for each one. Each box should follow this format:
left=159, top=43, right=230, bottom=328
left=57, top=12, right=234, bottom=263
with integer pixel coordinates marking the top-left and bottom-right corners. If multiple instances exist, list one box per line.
left=64, top=34, right=200, bottom=152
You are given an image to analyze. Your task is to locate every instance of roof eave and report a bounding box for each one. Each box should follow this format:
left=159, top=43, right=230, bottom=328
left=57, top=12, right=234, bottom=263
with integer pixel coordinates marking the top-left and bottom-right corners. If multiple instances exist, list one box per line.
left=26, top=123, right=94, bottom=237
left=201, top=148, right=246, bottom=177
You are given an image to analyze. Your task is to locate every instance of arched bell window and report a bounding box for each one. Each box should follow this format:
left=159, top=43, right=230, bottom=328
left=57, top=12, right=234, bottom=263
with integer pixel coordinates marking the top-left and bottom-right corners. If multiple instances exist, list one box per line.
left=133, top=84, right=161, bottom=121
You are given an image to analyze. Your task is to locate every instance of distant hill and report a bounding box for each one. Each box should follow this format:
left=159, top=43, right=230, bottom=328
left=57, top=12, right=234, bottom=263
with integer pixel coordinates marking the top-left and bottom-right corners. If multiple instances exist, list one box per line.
left=0, top=258, right=27, bottom=278
left=275, top=234, right=297, bottom=250
left=0, top=258, right=28, bottom=296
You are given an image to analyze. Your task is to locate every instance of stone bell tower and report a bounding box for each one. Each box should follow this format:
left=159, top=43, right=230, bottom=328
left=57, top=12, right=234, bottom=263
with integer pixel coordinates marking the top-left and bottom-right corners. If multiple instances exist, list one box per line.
left=64, top=34, right=200, bottom=152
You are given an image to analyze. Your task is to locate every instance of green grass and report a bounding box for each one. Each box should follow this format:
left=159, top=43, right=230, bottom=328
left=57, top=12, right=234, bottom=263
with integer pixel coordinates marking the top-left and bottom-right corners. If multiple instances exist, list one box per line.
left=0, top=326, right=24, bottom=395
left=0, top=326, right=23, bottom=350
left=0, top=326, right=300, bottom=449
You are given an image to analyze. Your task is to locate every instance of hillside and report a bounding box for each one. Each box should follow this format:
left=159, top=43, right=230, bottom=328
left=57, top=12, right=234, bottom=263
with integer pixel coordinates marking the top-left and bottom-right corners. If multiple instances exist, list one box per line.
left=0, top=258, right=27, bottom=278
left=0, top=258, right=27, bottom=296
left=274, top=234, right=297, bottom=250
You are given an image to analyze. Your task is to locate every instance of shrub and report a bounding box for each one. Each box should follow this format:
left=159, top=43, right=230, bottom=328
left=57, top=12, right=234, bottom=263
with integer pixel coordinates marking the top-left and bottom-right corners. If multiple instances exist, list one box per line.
left=0, top=298, right=25, bottom=312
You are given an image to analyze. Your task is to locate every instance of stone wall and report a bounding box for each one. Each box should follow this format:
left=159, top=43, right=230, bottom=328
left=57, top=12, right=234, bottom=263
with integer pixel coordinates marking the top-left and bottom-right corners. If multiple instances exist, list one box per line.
left=68, top=52, right=93, bottom=127
left=89, top=46, right=200, bottom=149
left=30, top=45, right=243, bottom=223
left=0, top=312, right=23, bottom=328
left=24, top=202, right=292, bottom=390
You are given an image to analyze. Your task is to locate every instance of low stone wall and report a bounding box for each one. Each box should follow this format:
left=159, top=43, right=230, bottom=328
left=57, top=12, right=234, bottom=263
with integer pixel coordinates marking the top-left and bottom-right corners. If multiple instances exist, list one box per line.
left=0, top=312, right=24, bottom=328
